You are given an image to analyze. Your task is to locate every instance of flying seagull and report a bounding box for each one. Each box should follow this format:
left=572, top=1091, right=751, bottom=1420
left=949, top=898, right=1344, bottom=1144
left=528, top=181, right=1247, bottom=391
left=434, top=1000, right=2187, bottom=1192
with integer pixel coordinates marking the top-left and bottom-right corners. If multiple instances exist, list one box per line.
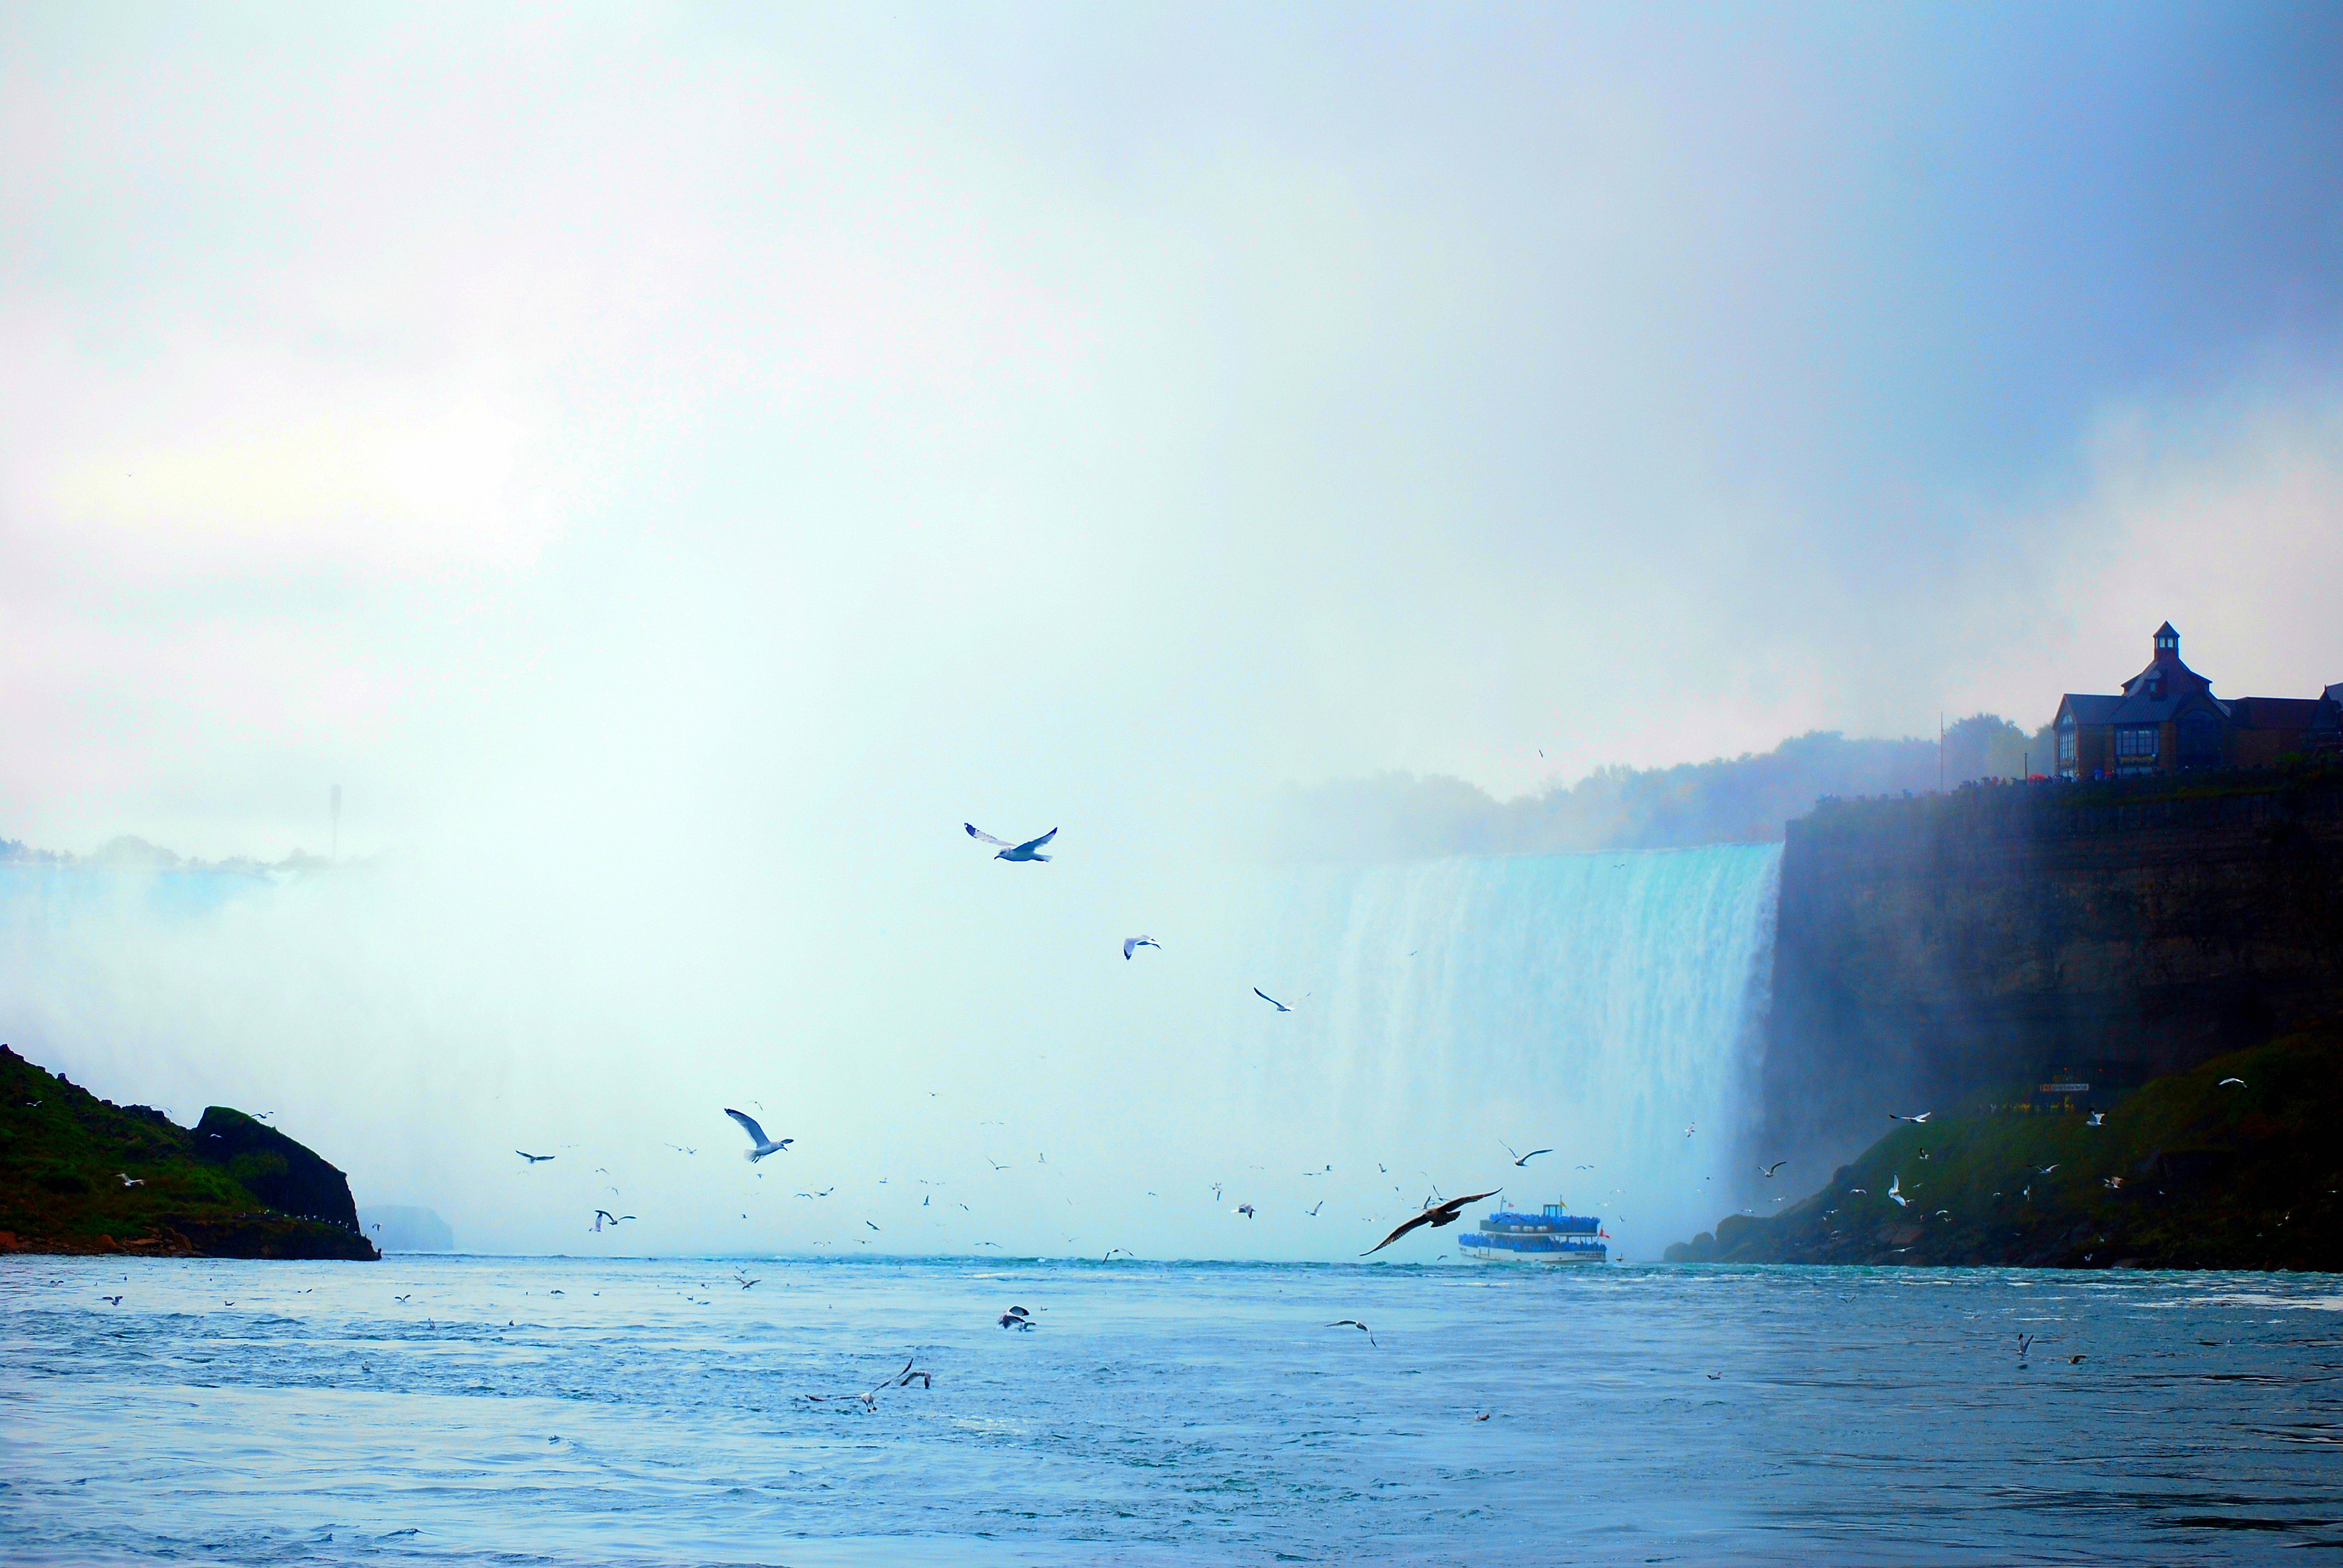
left=1254, top=988, right=1291, bottom=1012
left=999, top=1308, right=1035, bottom=1330
left=2217, top=1077, right=2246, bottom=1088
left=1122, top=936, right=1160, bottom=960
left=1326, top=1319, right=1377, bottom=1347
left=1501, top=1142, right=1553, bottom=1167
left=1758, top=1160, right=1788, bottom=1178
left=102, top=1295, right=123, bottom=1305
left=965, top=823, right=1057, bottom=862
left=880, top=1357, right=933, bottom=1391
left=1888, top=1175, right=1909, bottom=1207
left=724, top=1108, right=792, bottom=1161
left=1363, top=1189, right=1501, bottom=1256
left=1889, top=1111, right=1932, bottom=1123
left=1236, top=1203, right=1256, bottom=1218
left=2086, top=1109, right=2106, bottom=1126
left=592, top=1210, right=635, bottom=1232
left=516, top=1151, right=555, bottom=1164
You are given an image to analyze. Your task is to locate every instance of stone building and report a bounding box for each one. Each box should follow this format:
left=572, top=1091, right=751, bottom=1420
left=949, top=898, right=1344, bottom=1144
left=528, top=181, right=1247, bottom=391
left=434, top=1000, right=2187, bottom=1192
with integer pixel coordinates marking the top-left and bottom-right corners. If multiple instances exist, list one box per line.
left=2051, top=623, right=2341, bottom=780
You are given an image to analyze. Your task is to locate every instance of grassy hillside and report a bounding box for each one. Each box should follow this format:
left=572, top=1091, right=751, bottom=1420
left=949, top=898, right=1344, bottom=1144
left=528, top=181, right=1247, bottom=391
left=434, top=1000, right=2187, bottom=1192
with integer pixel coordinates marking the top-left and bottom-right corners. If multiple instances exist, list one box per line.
left=0, top=1045, right=376, bottom=1259
left=1670, top=1024, right=2343, bottom=1270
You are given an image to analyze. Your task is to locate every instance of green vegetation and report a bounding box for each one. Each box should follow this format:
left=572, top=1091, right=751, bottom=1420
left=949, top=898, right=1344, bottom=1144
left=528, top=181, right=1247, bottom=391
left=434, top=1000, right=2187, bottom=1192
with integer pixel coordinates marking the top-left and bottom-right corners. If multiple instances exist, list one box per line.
left=0, top=1045, right=376, bottom=1259
left=1670, top=1025, right=2343, bottom=1270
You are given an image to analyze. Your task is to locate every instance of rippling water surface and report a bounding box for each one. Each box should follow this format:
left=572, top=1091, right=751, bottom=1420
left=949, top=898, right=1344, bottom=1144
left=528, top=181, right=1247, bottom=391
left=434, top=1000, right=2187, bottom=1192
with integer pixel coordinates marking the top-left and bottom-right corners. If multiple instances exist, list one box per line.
left=4, top=1255, right=2340, bottom=1566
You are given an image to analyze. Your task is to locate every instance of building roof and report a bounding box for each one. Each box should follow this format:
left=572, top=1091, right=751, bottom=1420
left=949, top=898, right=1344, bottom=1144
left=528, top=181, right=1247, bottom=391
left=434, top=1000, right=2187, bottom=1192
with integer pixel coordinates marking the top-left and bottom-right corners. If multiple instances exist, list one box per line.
left=2106, top=646, right=2214, bottom=724
left=2226, top=697, right=2325, bottom=730
left=2056, top=694, right=2124, bottom=726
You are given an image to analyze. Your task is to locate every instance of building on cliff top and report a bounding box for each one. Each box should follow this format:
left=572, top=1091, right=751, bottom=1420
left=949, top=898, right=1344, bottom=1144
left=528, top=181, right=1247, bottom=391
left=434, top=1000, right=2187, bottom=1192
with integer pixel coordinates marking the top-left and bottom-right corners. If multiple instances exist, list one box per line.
left=2051, top=622, right=2341, bottom=780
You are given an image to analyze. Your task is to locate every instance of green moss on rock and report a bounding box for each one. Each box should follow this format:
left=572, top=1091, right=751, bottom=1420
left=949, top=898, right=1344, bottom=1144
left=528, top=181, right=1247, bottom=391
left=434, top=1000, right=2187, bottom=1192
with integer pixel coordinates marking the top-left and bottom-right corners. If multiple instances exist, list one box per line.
left=1670, top=1024, right=2343, bottom=1270
left=0, top=1045, right=376, bottom=1260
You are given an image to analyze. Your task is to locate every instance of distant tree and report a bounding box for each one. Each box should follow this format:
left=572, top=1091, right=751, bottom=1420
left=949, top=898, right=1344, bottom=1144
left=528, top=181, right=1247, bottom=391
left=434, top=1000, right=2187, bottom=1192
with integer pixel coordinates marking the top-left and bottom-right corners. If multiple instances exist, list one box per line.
left=1271, top=715, right=2051, bottom=860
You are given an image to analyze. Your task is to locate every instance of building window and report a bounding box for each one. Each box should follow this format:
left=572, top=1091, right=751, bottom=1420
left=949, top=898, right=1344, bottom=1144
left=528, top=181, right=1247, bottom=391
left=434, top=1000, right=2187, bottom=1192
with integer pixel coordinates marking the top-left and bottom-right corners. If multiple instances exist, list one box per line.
left=2057, top=720, right=2077, bottom=766
left=2117, top=727, right=2158, bottom=759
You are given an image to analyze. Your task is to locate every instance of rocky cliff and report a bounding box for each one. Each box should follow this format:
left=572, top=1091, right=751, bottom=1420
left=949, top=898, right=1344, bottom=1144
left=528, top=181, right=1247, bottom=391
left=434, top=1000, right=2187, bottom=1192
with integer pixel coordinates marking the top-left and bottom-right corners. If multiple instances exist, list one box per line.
left=1753, top=765, right=2343, bottom=1178
left=0, top=1045, right=377, bottom=1259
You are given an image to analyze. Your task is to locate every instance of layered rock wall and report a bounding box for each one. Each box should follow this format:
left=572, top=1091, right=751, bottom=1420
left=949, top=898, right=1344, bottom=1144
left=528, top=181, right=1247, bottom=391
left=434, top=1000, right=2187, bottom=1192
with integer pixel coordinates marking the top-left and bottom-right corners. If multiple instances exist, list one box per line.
left=1755, top=771, right=2343, bottom=1174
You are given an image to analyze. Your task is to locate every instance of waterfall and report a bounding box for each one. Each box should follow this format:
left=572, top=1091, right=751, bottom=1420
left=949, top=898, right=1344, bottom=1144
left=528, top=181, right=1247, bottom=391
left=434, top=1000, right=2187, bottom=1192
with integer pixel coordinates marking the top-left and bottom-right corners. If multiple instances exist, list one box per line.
left=1220, top=844, right=1782, bottom=1259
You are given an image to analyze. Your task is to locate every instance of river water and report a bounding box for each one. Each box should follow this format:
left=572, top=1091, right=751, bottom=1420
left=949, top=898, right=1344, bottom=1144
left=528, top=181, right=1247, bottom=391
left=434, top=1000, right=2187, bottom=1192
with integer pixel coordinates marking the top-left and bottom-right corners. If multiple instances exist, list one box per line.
left=4, top=1253, right=2339, bottom=1566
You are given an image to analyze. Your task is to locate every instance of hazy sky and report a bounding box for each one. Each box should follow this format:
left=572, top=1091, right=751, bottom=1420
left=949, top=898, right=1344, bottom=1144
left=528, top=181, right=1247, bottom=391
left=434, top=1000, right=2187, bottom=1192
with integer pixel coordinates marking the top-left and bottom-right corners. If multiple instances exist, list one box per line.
left=4, top=2, right=2339, bottom=861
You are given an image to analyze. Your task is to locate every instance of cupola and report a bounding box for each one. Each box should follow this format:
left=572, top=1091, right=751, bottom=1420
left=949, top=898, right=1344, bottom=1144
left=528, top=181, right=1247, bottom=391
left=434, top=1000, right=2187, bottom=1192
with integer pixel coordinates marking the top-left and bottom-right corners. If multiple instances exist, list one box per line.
left=2153, top=621, right=2180, bottom=661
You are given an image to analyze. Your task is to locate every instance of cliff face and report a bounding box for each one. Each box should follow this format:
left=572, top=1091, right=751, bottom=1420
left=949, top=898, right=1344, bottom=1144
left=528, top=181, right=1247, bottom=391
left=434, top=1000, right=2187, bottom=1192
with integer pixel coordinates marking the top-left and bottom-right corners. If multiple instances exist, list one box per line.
left=1755, top=768, right=2343, bottom=1177
left=0, top=1046, right=377, bottom=1260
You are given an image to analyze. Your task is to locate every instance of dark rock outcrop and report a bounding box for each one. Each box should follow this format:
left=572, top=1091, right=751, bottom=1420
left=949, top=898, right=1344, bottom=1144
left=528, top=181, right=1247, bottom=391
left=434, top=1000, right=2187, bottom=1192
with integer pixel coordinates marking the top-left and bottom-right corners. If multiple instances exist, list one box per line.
left=192, top=1107, right=362, bottom=1231
left=0, top=1045, right=376, bottom=1261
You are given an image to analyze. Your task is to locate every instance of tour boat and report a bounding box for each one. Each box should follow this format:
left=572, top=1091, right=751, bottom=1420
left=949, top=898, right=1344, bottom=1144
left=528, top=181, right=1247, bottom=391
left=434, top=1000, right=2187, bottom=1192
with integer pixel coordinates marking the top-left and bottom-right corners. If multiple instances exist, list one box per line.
left=1458, top=1200, right=1608, bottom=1264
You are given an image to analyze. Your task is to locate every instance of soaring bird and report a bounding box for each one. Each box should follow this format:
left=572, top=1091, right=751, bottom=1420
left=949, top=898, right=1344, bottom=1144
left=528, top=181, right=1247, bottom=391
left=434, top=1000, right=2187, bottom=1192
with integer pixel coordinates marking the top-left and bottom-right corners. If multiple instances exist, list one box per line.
left=1362, top=1189, right=1501, bottom=1256
left=1889, top=1111, right=1933, bottom=1124
left=1254, top=988, right=1291, bottom=1012
left=2217, top=1077, right=2246, bottom=1088
left=1758, top=1160, right=1788, bottom=1178
left=1236, top=1203, right=1256, bottom=1219
left=724, top=1108, right=792, bottom=1161
left=1326, top=1319, right=1377, bottom=1347
left=1122, top=936, right=1160, bottom=960
left=516, top=1151, right=555, bottom=1164
left=1888, top=1175, right=1909, bottom=1207
left=1501, top=1142, right=1553, bottom=1168
left=591, top=1210, right=636, bottom=1232
left=966, top=823, right=1057, bottom=862
left=102, top=1295, right=123, bottom=1305
left=2086, top=1109, right=2106, bottom=1126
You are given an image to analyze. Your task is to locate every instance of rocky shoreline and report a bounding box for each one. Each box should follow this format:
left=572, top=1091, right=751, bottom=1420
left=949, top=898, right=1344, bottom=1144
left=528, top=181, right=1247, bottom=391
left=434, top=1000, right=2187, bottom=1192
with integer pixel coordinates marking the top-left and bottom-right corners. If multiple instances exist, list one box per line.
left=0, top=1045, right=376, bottom=1261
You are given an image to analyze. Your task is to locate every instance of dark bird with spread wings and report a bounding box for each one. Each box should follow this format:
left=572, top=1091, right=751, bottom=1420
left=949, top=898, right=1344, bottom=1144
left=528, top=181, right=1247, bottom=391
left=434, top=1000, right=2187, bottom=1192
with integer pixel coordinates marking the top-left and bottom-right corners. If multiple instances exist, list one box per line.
left=1362, top=1189, right=1502, bottom=1256
left=1254, top=988, right=1291, bottom=1012
left=516, top=1151, right=555, bottom=1164
left=1123, top=936, right=1160, bottom=959
left=966, top=823, right=1058, bottom=862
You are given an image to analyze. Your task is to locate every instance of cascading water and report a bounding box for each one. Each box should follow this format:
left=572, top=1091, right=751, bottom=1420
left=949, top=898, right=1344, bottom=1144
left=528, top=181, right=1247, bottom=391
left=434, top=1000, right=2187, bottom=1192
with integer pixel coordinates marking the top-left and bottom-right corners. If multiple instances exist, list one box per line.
left=1216, top=844, right=1781, bottom=1259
